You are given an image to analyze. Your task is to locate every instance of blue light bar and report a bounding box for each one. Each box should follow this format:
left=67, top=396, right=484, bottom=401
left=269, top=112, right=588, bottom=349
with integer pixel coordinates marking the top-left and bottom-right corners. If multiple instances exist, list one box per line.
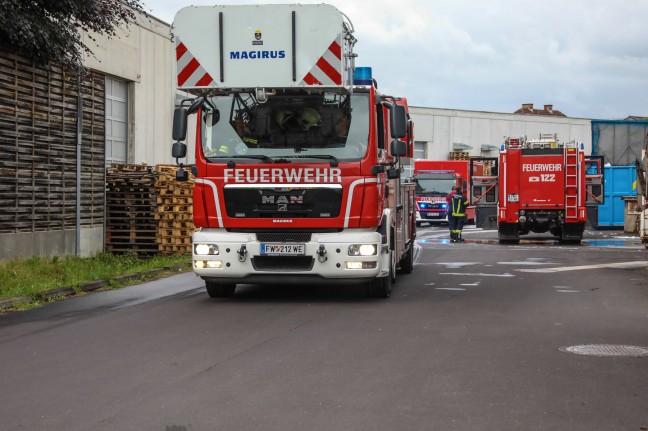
left=354, top=67, right=373, bottom=85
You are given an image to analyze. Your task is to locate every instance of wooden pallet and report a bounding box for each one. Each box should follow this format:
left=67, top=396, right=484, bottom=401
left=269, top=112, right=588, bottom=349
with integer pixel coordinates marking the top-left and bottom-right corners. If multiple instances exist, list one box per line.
left=448, top=151, right=470, bottom=160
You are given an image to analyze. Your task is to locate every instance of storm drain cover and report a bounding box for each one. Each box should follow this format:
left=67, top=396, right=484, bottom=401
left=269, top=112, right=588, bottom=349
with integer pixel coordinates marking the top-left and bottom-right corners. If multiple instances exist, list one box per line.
left=560, top=344, right=648, bottom=358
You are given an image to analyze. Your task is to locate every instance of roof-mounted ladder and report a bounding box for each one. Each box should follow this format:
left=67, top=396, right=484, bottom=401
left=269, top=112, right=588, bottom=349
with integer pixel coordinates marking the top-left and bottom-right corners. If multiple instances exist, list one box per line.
left=564, top=148, right=579, bottom=219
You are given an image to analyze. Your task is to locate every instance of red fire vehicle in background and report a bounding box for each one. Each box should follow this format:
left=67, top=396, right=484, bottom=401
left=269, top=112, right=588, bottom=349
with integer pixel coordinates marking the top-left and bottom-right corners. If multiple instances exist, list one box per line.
left=170, top=4, right=416, bottom=298
left=414, top=159, right=474, bottom=225
left=470, top=135, right=604, bottom=243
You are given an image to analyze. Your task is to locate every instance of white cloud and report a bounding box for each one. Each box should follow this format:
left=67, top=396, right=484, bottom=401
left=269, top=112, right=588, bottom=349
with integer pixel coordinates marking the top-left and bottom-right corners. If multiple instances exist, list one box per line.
left=143, top=0, right=648, bottom=119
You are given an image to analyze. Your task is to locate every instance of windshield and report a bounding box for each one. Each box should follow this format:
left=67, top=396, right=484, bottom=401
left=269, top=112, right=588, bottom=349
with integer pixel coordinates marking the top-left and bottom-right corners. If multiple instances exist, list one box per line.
left=416, top=178, right=456, bottom=195
left=200, top=91, right=369, bottom=162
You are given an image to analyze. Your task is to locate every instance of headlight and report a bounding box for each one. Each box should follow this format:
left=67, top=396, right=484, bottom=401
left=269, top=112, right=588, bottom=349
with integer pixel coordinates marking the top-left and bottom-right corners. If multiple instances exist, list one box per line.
left=194, top=243, right=219, bottom=255
left=348, top=244, right=377, bottom=256
left=519, top=210, right=526, bottom=215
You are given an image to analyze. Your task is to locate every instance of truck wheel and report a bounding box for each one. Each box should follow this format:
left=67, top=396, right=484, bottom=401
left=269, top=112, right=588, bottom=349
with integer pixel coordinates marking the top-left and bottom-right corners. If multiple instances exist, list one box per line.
left=367, top=251, right=393, bottom=298
left=399, top=244, right=414, bottom=274
left=366, top=274, right=392, bottom=298
left=206, top=281, right=236, bottom=298
left=498, top=223, right=519, bottom=244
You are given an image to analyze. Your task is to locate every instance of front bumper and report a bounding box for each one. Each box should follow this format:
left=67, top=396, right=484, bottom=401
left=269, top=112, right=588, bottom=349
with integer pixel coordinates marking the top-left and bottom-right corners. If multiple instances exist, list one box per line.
left=192, top=228, right=389, bottom=284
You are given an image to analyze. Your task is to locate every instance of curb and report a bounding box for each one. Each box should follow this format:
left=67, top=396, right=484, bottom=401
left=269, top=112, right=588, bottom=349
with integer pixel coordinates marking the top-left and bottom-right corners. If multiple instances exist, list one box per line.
left=0, top=264, right=190, bottom=312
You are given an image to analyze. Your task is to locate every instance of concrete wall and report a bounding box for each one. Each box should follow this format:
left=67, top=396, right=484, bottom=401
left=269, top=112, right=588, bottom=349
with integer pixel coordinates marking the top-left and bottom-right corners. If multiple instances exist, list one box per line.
left=0, top=227, right=103, bottom=260
left=409, top=106, right=592, bottom=160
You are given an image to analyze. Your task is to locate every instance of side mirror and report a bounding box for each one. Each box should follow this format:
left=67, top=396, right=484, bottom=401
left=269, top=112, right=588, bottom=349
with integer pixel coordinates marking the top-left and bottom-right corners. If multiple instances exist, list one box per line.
left=172, top=142, right=187, bottom=159
left=176, top=168, right=189, bottom=182
left=172, top=107, right=188, bottom=141
left=387, top=168, right=400, bottom=179
left=390, top=139, right=407, bottom=157
left=371, top=165, right=386, bottom=175
left=390, top=104, right=407, bottom=139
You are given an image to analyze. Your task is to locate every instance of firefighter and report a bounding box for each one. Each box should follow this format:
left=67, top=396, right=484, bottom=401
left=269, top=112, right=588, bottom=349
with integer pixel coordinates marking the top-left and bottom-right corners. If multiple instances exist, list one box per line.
left=445, top=185, right=457, bottom=206
left=449, top=186, right=469, bottom=243
left=334, top=110, right=351, bottom=137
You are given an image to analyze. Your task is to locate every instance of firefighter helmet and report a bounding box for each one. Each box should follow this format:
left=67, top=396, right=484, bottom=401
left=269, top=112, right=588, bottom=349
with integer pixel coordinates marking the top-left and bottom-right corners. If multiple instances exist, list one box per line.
left=297, top=107, right=321, bottom=130
left=275, top=109, right=294, bottom=129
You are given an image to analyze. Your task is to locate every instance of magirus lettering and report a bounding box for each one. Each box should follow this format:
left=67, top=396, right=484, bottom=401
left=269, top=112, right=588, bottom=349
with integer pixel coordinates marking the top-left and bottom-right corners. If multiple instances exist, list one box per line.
left=229, top=50, right=286, bottom=59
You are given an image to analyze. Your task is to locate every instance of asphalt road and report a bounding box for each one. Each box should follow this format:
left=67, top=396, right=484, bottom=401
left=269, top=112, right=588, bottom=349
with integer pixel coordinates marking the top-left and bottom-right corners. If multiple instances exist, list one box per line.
left=1, top=226, right=647, bottom=431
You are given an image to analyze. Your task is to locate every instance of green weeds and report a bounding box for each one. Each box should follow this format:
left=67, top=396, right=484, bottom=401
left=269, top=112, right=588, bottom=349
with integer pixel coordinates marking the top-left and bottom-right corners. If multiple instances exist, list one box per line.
left=0, top=253, right=191, bottom=301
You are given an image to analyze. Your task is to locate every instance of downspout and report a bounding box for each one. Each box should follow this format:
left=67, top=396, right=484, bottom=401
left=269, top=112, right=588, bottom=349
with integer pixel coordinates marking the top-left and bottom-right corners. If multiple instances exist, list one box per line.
left=76, top=78, right=83, bottom=256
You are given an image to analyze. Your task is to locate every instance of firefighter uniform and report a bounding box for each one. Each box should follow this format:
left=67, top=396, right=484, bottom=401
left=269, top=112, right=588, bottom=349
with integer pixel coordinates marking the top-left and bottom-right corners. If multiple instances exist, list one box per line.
left=449, top=187, right=469, bottom=242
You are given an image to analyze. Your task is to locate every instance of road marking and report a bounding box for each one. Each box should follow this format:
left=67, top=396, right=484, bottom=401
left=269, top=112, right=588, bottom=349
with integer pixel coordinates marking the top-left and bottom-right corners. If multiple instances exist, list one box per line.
left=435, top=288, right=466, bottom=291
left=439, top=272, right=515, bottom=277
left=434, top=262, right=481, bottom=268
left=517, top=261, right=648, bottom=273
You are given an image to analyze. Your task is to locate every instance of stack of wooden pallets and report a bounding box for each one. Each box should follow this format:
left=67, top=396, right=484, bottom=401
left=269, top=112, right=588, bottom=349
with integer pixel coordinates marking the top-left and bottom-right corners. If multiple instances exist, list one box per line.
left=105, top=164, right=159, bottom=254
left=154, top=165, right=196, bottom=255
left=448, top=151, right=470, bottom=160
left=104, top=164, right=196, bottom=255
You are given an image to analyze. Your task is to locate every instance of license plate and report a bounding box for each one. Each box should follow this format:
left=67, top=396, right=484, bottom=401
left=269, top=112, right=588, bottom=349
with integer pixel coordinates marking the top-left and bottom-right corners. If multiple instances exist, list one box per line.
left=427, top=212, right=439, bottom=216
left=260, top=243, right=305, bottom=256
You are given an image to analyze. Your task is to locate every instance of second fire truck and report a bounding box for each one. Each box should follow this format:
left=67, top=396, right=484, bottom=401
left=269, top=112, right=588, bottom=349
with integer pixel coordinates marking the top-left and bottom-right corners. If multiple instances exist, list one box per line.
left=470, top=135, right=604, bottom=243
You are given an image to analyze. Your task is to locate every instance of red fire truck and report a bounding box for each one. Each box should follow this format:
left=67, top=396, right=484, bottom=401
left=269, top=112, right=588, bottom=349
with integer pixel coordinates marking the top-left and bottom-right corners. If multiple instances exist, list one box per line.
left=170, top=4, right=416, bottom=298
left=470, top=135, right=604, bottom=243
left=413, top=160, right=474, bottom=225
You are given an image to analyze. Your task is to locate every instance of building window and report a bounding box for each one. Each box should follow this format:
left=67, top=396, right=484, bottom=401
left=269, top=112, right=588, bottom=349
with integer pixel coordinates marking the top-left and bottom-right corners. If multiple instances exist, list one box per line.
left=105, top=77, right=128, bottom=165
left=414, top=141, right=426, bottom=160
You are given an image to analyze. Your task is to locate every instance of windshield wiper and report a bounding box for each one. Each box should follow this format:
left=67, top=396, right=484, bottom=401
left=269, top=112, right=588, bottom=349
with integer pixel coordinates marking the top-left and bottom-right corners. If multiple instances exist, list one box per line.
left=206, top=155, right=273, bottom=166
left=273, top=154, right=339, bottom=167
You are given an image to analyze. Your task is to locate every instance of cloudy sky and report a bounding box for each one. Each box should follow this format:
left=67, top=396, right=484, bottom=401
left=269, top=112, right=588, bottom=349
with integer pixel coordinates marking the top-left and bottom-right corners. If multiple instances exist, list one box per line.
left=142, top=0, right=648, bottom=120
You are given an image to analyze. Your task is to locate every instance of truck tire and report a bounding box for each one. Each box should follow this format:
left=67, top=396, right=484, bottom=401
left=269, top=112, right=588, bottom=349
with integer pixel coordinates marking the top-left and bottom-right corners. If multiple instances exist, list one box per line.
left=399, top=244, right=414, bottom=274
left=206, top=281, right=236, bottom=298
left=366, top=275, right=392, bottom=298
left=559, top=223, right=584, bottom=244
left=367, top=251, right=393, bottom=298
left=498, top=222, right=519, bottom=244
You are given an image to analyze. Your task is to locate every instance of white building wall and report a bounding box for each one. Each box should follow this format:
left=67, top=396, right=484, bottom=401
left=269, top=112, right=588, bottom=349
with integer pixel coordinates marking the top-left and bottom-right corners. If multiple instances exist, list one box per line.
left=83, top=13, right=175, bottom=166
left=409, top=106, right=592, bottom=160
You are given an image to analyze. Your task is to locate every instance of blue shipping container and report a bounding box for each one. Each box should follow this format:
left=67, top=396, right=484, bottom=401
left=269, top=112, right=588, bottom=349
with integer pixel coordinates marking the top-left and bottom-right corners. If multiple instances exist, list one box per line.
left=597, top=165, right=637, bottom=227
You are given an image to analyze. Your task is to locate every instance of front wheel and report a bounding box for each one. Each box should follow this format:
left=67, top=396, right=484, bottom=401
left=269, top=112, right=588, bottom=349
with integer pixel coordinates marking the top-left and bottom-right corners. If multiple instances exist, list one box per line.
left=399, top=244, right=414, bottom=274
left=206, top=281, right=236, bottom=298
left=366, top=274, right=392, bottom=298
left=366, top=251, right=393, bottom=298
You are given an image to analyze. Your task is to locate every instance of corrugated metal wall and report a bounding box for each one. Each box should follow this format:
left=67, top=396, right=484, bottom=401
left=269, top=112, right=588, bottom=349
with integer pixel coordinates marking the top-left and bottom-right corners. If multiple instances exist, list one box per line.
left=592, top=120, right=648, bottom=166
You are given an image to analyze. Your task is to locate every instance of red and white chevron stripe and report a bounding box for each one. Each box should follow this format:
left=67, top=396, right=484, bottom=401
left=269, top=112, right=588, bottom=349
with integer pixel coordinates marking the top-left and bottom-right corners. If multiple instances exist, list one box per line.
left=176, top=39, right=215, bottom=88
left=300, top=36, right=343, bottom=86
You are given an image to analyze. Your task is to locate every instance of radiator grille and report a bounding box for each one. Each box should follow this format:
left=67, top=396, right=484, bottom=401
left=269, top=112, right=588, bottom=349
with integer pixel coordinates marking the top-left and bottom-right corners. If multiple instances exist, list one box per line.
left=256, top=232, right=312, bottom=242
